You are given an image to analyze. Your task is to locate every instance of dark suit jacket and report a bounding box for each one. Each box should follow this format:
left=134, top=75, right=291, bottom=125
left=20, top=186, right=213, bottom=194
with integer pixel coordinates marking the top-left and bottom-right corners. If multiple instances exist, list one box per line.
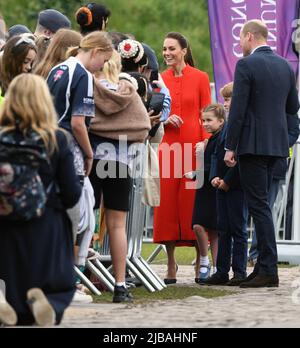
left=226, top=46, right=299, bottom=157
left=210, top=123, right=242, bottom=190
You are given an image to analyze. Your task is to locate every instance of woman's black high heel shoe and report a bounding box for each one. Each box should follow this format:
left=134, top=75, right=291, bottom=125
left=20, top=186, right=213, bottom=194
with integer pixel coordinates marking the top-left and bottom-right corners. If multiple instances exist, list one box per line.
left=164, top=264, right=178, bottom=285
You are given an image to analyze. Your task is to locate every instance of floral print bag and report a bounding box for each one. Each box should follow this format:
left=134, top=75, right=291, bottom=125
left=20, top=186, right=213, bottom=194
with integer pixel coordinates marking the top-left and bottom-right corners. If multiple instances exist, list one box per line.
left=0, top=131, right=50, bottom=221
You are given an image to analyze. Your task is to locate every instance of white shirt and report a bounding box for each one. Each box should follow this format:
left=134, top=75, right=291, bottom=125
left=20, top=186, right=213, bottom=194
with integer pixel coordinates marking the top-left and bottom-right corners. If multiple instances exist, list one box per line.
left=251, top=45, right=270, bottom=54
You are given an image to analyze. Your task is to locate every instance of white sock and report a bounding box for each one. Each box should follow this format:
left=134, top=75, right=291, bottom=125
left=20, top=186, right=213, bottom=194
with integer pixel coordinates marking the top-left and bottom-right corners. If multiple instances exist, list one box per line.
left=212, top=267, right=217, bottom=275
left=200, top=256, right=209, bottom=273
left=115, top=282, right=126, bottom=288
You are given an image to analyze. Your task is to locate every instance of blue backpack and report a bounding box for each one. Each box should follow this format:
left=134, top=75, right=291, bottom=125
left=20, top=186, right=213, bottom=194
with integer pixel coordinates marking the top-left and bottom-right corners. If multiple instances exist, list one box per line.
left=0, top=131, right=50, bottom=221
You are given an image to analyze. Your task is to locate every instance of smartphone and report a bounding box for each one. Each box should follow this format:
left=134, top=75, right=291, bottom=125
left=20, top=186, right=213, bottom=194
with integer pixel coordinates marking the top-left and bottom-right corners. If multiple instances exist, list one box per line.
left=151, top=70, right=159, bottom=88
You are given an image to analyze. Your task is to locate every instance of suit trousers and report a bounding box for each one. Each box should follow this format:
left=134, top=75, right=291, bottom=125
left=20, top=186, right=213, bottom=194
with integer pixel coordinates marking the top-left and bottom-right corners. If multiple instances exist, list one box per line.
left=216, top=189, right=248, bottom=278
left=239, top=154, right=279, bottom=276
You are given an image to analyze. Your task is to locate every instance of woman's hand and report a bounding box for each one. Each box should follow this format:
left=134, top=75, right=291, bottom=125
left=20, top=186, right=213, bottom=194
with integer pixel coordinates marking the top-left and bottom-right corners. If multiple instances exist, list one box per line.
left=164, top=114, right=184, bottom=128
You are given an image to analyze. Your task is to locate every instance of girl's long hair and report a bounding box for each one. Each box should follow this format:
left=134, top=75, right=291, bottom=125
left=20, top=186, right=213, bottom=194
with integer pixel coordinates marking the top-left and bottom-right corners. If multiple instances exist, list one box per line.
left=66, top=31, right=113, bottom=58
left=34, top=29, right=82, bottom=78
left=102, top=49, right=122, bottom=84
left=0, top=74, right=58, bottom=154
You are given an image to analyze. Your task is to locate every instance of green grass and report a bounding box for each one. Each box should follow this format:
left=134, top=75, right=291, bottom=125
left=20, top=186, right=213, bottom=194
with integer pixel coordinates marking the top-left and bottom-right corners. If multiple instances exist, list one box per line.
left=93, top=285, right=234, bottom=304
left=141, top=243, right=299, bottom=268
left=141, top=243, right=198, bottom=266
left=277, top=263, right=298, bottom=268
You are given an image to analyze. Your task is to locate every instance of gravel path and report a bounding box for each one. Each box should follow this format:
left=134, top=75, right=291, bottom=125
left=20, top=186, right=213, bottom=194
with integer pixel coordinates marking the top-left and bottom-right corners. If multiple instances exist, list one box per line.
left=62, top=265, right=300, bottom=328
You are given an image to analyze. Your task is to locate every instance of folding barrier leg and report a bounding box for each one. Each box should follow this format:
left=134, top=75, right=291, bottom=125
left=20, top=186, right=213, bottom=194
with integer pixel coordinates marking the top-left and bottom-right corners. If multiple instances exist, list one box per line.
left=93, top=259, right=116, bottom=286
left=137, top=256, right=166, bottom=289
left=126, top=259, right=156, bottom=292
left=130, top=256, right=166, bottom=291
left=86, top=260, right=115, bottom=293
left=146, top=244, right=166, bottom=264
left=74, top=266, right=101, bottom=296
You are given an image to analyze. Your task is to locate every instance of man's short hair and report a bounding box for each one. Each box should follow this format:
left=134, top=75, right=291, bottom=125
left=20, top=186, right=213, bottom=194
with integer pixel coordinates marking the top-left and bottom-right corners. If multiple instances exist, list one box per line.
left=242, top=20, right=268, bottom=41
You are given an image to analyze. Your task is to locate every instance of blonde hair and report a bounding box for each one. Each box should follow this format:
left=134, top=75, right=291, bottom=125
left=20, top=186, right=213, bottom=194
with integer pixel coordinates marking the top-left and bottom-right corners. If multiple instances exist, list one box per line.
left=220, top=82, right=234, bottom=99
left=0, top=74, right=58, bottom=154
left=34, top=29, right=82, bottom=78
left=242, top=20, right=268, bottom=41
left=67, top=31, right=113, bottom=57
left=103, top=50, right=121, bottom=84
left=203, top=103, right=226, bottom=122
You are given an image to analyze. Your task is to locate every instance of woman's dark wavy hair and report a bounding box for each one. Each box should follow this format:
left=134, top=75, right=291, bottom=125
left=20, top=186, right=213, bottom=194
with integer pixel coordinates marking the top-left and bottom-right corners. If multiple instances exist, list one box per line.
left=165, top=32, right=195, bottom=67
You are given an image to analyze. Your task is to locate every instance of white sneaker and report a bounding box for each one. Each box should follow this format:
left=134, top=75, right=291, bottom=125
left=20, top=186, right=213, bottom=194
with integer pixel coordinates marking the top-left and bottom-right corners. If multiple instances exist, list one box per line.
left=72, top=289, right=93, bottom=304
left=0, top=290, right=17, bottom=326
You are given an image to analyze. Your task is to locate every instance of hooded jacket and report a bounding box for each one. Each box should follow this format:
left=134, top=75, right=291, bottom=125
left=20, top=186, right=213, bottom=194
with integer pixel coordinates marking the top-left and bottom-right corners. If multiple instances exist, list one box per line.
left=90, top=79, right=151, bottom=142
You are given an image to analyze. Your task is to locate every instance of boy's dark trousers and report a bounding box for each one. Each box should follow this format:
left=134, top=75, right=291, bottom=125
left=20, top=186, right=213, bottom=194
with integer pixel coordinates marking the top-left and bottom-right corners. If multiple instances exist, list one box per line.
left=216, top=189, right=248, bottom=278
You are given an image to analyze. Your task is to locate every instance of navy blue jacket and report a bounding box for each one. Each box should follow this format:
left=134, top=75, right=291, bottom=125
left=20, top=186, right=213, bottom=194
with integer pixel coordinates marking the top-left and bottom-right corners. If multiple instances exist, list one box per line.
left=226, top=46, right=299, bottom=157
left=210, top=123, right=242, bottom=190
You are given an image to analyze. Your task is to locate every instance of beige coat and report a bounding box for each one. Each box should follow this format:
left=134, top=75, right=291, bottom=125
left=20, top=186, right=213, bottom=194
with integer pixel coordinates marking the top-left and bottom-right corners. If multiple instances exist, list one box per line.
left=90, top=79, right=151, bottom=143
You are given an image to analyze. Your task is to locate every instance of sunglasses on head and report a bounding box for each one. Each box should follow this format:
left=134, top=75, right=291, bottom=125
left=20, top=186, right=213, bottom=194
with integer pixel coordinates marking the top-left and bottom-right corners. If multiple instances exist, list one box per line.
left=14, top=36, right=36, bottom=48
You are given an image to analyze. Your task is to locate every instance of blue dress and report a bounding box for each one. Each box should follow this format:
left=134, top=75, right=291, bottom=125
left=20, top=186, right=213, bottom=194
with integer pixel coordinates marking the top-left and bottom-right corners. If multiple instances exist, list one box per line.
left=192, top=131, right=221, bottom=230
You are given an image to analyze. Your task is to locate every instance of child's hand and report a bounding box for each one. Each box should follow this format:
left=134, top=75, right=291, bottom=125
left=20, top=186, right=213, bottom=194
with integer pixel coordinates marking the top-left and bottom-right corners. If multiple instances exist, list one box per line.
left=211, top=177, right=221, bottom=188
left=218, top=179, right=230, bottom=192
left=184, top=171, right=195, bottom=180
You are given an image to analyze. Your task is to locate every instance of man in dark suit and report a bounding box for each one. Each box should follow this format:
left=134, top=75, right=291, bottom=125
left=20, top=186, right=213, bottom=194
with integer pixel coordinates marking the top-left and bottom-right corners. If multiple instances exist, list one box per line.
left=224, top=20, right=300, bottom=288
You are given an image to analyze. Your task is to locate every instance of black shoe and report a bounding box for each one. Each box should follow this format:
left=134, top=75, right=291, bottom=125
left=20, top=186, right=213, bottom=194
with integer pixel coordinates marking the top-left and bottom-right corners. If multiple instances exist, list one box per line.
left=164, top=278, right=177, bottom=285
left=164, top=264, right=178, bottom=285
left=227, top=276, right=247, bottom=286
left=240, top=274, right=279, bottom=288
left=113, top=286, right=133, bottom=303
left=241, top=270, right=258, bottom=283
left=201, top=273, right=229, bottom=286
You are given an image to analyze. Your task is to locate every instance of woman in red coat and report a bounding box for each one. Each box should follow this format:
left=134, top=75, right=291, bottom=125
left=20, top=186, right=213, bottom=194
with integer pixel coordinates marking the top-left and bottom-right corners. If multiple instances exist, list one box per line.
left=153, top=32, right=211, bottom=283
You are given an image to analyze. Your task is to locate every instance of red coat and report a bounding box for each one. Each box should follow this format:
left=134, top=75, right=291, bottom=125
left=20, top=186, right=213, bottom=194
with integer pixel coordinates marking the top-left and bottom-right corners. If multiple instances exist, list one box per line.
left=153, top=65, right=211, bottom=245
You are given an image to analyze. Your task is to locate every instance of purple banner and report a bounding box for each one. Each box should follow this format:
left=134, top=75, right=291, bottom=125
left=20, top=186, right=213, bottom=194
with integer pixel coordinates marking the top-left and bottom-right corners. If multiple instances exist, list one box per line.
left=208, top=0, right=300, bottom=101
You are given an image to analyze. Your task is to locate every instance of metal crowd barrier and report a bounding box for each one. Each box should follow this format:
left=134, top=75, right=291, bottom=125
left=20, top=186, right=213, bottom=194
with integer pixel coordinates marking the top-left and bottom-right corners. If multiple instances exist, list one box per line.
left=85, top=143, right=166, bottom=294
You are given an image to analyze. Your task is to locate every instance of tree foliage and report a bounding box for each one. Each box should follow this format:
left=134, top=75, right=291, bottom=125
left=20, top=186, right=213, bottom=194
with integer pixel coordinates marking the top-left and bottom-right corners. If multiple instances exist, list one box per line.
left=0, top=0, right=213, bottom=78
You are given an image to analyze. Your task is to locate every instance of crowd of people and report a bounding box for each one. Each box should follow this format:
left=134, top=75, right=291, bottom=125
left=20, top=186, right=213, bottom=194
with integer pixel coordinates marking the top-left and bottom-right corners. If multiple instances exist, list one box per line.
left=0, top=4, right=299, bottom=327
